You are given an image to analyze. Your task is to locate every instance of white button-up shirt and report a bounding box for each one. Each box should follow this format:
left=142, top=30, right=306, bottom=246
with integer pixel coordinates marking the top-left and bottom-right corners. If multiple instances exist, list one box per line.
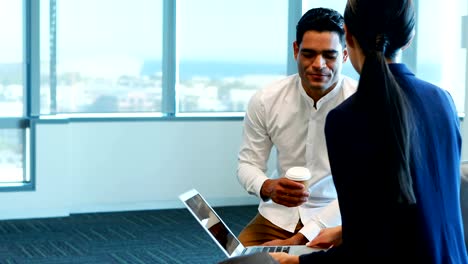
left=237, top=73, right=357, bottom=241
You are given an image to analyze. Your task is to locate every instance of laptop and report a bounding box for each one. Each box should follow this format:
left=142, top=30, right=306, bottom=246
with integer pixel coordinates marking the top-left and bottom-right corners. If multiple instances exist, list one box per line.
left=179, top=189, right=320, bottom=258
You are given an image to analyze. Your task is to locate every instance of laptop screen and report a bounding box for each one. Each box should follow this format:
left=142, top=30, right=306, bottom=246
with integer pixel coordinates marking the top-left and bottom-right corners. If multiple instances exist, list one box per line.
left=182, top=190, right=242, bottom=256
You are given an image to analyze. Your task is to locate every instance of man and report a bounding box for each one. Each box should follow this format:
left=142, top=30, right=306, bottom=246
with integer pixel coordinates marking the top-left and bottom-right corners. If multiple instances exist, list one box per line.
left=237, top=7, right=357, bottom=247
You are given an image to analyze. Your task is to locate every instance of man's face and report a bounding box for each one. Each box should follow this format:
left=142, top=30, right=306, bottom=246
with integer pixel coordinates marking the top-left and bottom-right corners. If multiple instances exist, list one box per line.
left=294, top=31, right=347, bottom=99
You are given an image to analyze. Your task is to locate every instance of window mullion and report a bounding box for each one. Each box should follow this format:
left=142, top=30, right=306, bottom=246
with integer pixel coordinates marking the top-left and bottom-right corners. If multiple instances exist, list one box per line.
left=162, top=0, right=177, bottom=116
left=287, top=0, right=302, bottom=75
left=24, top=0, right=40, bottom=117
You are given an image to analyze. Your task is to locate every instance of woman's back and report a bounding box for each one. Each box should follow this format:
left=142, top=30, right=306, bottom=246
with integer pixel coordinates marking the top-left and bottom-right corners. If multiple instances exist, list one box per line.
left=393, top=63, right=466, bottom=262
left=323, top=63, right=467, bottom=263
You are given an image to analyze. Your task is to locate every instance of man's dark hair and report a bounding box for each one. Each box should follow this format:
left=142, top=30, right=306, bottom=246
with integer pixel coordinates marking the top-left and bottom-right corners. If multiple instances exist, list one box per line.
left=296, top=7, right=345, bottom=47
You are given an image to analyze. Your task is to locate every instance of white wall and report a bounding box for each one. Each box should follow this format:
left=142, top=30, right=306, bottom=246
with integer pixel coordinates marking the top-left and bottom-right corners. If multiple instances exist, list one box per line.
left=0, top=120, right=259, bottom=220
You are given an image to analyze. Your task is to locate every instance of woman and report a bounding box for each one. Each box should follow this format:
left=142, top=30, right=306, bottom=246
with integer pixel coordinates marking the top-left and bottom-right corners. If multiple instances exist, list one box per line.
left=271, top=0, right=468, bottom=263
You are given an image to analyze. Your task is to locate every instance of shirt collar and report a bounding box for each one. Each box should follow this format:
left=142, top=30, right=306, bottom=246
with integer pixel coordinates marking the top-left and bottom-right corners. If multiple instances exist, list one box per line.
left=297, top=75, right=344, bottom=110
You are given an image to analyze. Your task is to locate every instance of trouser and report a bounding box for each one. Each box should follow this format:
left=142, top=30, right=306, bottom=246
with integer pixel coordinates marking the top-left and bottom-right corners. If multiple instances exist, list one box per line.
left=237, top=213, right=303, bottom=246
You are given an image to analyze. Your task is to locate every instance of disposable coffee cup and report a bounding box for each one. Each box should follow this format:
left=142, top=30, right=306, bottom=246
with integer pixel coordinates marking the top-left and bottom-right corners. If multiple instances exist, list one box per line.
left=285, top=166, right=311, bottom=187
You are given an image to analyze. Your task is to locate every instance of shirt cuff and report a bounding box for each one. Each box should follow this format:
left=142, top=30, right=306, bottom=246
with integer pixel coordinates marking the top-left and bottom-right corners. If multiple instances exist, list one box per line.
left=299, top=221, right=322, bottom=242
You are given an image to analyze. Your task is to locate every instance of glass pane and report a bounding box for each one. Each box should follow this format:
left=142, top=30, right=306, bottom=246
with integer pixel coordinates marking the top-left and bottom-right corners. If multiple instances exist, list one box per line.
left=177, top=0, right=288, bottom=113
left=302, top=0, right=359, bottom=80
left=40, top=0, right=163, bottom=114
left=0, top=129, right=24, bottom=183
left=416, top=0, right=467, bottom=114
left=0, top=0, right=23, bottom=117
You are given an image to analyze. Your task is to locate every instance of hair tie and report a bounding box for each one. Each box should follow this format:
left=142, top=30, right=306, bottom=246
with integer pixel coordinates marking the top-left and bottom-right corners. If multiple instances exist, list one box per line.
left=375, top=34, right=388, bottom=52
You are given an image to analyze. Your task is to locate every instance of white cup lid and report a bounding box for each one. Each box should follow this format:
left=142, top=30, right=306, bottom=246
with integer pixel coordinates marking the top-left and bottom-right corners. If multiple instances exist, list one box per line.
left=285, top=166, right=311, bottom=181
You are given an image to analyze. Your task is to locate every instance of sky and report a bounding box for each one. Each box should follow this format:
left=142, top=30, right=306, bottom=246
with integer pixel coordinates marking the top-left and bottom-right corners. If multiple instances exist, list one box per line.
left=46, top=0, right=288, bottom=63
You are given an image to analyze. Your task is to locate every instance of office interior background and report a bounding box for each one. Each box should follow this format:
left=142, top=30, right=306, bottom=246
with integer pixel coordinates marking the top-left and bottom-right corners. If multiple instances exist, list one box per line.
left=0, top=0, right=467, bottom=221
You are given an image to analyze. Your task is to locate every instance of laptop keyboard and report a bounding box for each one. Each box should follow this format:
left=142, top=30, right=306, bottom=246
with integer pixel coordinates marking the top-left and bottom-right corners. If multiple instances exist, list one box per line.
left=249, top=246, right=290, bottom=253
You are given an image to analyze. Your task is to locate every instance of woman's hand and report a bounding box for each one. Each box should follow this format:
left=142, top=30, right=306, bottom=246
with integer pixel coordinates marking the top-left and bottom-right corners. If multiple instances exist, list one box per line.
left=307, top=225, right=342, bottom=248
left=269, top=252, right=300, bottom=264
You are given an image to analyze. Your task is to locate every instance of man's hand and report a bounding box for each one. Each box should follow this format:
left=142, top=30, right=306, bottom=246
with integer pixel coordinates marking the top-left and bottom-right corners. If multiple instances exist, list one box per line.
left=262, top=233, right=308, bottom=246
left=306, top=225, right=342, bottom=249
left=261, top=178, right=309, bottom=207
left=269, top=252, right=299, bottom=264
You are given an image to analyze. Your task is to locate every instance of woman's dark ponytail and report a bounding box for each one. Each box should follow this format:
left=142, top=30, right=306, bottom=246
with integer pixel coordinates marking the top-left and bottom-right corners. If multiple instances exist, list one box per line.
left=345, top=0, right=417, bottom=204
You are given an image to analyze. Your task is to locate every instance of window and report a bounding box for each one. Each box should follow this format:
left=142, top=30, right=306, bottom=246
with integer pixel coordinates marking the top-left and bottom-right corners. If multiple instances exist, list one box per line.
left=177, top=0, right=288, bottom=113
left=0, top=0, right=31, bottom=189
left=40, top=0, right=163, bottom=115
left=0, top=1, right=23, bottom=117
left=415, top=0, right=467, bottom=114
left=40, top=0, right=290, bottom=116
